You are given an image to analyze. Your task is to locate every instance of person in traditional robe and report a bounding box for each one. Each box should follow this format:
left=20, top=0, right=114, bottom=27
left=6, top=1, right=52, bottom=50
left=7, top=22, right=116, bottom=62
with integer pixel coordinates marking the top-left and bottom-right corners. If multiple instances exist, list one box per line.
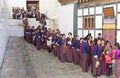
left=26, top=26, right=31, bottom=43
left=23, top=16, right=28, bottom=28
left=35, top=29, right=41, bottom=50
left=100, top=39, right=106, bottom=75
left=109, top=43, right=118, bottom=77
left=29, top=26, right=35, bottom=43
left=81, top=37, right=90, bottom=72
left=79, top=38, right=83, bottom=66
left=51, top=30, right=56, bottom=53
left=59, top=34, right=67, bottom=62
left=92, top=38, right=102, bottom=76
left=40, top=29, right=46, bottom=49
left=72, top=35, right=80, bottom=65
left=56, top=34, right=62, bottom=59
left=51, top=30, right=56, bottom=44
left=24, top=26, right=30, bottom=41
left=13, top=12, right=16, bottom=19
left=114, top=43, right=120, bottom=78
left=46, top=28, right=52, bottom=52
left=52, top=33, right=59, bottom=56
left=66, top=32, right=74, bottom=62
left=88, top=36, right=93, bottom=66
left=104, top=49, right=112, bottom=77
left=32, top=29, right=37, bottom=45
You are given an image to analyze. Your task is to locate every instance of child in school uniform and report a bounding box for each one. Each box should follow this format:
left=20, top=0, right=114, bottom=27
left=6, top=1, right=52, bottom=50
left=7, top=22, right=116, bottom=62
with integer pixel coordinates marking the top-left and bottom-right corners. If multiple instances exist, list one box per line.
left=79, top=38, right=83, bottom=66
left=81, top=37, right=90, bottom=72
left=66, top=32, right=74, bottom=62
left=92, top=38, right=102, bottom=76
left=59, top=34, right=67, bottom=63
left=72, top=35, right=80, bottom=65
left=104, top=49, right=112, bottom=77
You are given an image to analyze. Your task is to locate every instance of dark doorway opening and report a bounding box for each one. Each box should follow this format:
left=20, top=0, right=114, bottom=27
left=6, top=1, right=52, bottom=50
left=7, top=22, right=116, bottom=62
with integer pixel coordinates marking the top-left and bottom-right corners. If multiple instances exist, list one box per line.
left=26, top=1, right=39, bottom=11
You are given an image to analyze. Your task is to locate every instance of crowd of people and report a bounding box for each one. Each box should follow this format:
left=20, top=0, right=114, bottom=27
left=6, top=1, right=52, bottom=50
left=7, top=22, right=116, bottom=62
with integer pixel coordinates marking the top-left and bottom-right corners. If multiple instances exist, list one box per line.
left=12, top=6, right=47, bottom=24
left=24, top=25, right=120, bottom=78
left=12, top=7, right=30, bottom=19
left=12, top=6, right=40, bottom=19
left=13, top=6, right=47, bottom=29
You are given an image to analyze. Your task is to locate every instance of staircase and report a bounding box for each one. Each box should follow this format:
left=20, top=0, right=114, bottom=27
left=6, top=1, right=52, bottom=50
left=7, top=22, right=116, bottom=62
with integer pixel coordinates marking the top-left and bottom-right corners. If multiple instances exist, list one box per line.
left=8, top=19, right=24, bottom=37
left=28, top=18, right=40, bottom=28
left=8, top=18, right=54, bottom=37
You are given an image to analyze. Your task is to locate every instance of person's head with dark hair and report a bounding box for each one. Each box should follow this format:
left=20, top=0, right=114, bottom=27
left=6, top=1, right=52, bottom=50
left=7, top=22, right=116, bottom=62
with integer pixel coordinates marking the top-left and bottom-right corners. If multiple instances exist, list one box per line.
left=68, top=32, right=72, bottom=35
left=56, top=29, right=60, bottom=34
left=101, top=38, right=105, bottom=46
left=75, top=35, right=79, bottom=40
left=62, top=34, right=66, bottom=39
left=98, top=33, right=101, bottom=35
left=31, top=26, right=35, bottom=29
left=44, top=27, right=47, bottom=30
left=37, top=25, right=41, bottom=29
left=115, top=42, right=120, bottom=49
left=104, top=49, right=109, bottom=55
left=56, top=33, right=60, bottom=37
left=48, top=28, right=51, bottom=32
left=83, top=37, right=88, bottom=41
left=27, top=26, right=30, bottom=29
left=36, top=28, right=40, bottom=32
left=105, top=40, right=110, bottom=47
left=52, top=30, right=55, bottom=33
left=60, top=34, right=63, bottom=38
left=97, top=38, right=102, bottom=45
left=68, top=32, right=72, bottom=38
left=80, top=37, right=83, bottom=43
left=88, top=35, right=93, bottom=41
left=98, top=33, right=102, bottom=38
left=94, top=38, right=98, bottom=45
left=41, top=29, right=44, bottom=32
left=86, top=33, right=91, bottom=39
left=87, top=33, right=91, bottom=36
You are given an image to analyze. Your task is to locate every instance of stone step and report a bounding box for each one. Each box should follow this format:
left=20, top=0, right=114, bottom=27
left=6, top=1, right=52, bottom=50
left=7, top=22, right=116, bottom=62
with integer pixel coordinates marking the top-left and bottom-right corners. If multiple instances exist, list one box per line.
left=9, top=25, right=24, bottom=37
left=9, top=19, right=23, bottom=26
left=28, top=18, right=40, bottom=28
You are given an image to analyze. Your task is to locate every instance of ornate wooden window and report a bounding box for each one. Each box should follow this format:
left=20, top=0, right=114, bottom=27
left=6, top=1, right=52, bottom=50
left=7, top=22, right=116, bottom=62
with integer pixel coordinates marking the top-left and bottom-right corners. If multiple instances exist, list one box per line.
left=83, top=16, right=95, bottom=29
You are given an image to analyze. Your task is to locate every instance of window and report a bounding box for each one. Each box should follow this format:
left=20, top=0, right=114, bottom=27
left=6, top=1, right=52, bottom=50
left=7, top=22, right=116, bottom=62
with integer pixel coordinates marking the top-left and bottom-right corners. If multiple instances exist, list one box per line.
left=83, top=16, right=95, bottom=29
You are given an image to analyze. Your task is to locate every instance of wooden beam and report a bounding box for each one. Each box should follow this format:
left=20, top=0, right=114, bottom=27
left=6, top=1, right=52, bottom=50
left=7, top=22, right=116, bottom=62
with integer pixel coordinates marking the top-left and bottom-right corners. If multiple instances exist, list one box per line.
left=79, top=0, right=120, bottom=8
left=58, top=0, right=78, bottom=5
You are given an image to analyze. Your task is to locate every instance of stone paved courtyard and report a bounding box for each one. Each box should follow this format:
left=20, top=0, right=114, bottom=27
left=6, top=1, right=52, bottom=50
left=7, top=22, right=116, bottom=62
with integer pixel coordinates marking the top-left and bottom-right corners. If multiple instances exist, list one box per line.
left=0, top=37, right=113, bottom=78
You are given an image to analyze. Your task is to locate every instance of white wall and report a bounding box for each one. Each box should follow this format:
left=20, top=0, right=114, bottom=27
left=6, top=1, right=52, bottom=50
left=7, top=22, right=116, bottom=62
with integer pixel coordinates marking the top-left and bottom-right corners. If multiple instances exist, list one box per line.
left=0, top=0, right=3, bottom=17
left=58, top=4, right=74, bottom=35
left=0, top=23, right=9, bottom=68
left=40, top=0, right=60, bottom=19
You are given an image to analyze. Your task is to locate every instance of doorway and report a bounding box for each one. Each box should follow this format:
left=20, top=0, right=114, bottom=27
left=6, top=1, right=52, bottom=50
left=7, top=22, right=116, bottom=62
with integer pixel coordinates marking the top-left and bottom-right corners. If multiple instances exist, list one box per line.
left=26, top=0, right=39, bottom=11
